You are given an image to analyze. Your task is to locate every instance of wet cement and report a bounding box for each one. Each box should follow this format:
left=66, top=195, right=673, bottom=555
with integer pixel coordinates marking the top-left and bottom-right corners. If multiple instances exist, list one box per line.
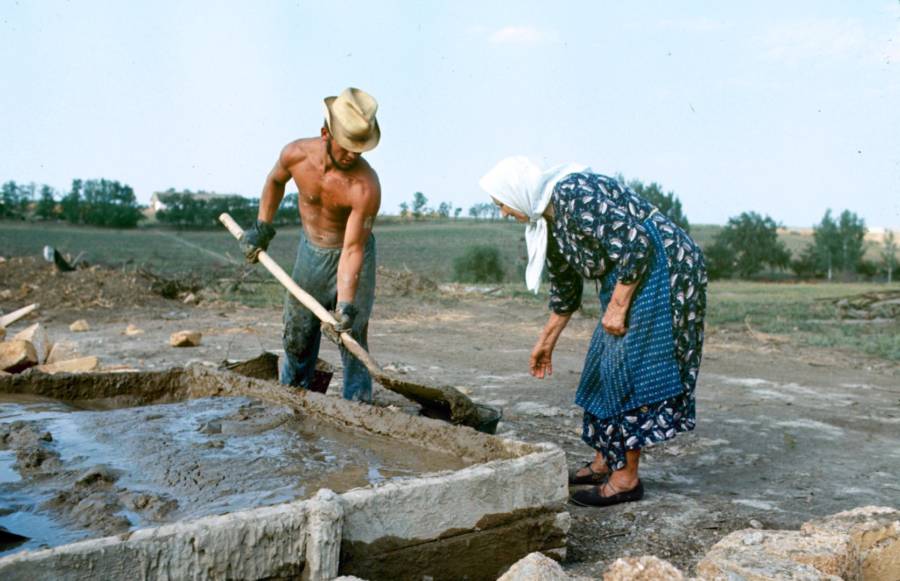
left=0, top=393, right=469, bottom=555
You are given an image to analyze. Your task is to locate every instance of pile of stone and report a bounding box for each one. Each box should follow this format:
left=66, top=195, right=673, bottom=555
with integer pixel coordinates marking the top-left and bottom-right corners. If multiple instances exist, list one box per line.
left=498, top=505, right=898, bottom=580
left=832, top=289, right=900, bottom=320
left=0, top=303, right=99, bottom=376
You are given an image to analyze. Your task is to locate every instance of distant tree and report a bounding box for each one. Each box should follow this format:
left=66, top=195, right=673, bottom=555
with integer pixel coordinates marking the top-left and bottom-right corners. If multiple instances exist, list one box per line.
left=882, top=229, right=897, bottom=284
left=399, top=201, right=409, bottom=219
left=412, top=192, right=428, bottom=220
left=0, top=181, right=21, bottom=218
left=468, top=205, right=479, bottom=220
left=621, top=176, right=691, bottom=233
left=454, top=207, right=462, bottom=220
left=706, top=212, right=790, bottom=279
left=61, top=179, right=83, bottom=224
left=79, top=179, right=142, bottom=227
left=157, top=191, right=257, bottom=228
left=808, top=209, right=867, bottom=280
left=36, top=185, right=56, bottom=219
left=274, top=193, right=301, bottom=225
left=437, top=202, right=451, bottom=219
left=704, top=242, right=737, bottom=280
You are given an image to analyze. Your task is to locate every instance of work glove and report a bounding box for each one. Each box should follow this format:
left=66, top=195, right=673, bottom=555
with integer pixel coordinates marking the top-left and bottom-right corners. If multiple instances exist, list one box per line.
left=240, top=220, right=277, bottom=263
left=333, top=301, right=358, bottom=334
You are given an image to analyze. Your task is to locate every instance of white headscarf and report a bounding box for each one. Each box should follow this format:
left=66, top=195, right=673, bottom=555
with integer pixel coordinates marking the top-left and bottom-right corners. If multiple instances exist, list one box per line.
left=479, top=156, right=590, bottom=293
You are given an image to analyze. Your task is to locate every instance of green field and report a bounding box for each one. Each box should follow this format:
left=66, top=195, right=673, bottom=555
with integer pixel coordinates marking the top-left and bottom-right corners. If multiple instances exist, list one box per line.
left=2, top=220, right=898, bottom=362
left=0, top=220, right=526, bottom=281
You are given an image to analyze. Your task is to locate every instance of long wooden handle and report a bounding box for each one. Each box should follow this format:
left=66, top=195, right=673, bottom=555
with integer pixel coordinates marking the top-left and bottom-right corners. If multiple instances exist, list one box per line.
left=218, top=213, right=384, bottom=375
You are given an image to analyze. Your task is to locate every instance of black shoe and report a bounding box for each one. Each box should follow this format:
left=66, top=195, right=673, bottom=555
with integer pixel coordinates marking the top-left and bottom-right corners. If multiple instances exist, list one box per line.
left=569, top=480, right=644, bottom=507
left=568, top=461, right=610, bottom=485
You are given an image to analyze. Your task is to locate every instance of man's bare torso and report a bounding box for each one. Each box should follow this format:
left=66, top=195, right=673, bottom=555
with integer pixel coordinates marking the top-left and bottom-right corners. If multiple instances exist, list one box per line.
left=286, top=138, right=379, bottom=248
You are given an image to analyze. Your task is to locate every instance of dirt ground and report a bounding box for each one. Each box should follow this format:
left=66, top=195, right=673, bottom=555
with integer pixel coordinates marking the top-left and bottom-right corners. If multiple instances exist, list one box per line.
left=2, top=264, right=899, bottom=577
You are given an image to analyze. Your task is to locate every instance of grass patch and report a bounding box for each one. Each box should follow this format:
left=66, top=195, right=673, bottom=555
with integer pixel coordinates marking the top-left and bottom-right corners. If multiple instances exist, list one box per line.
left=707, top=281, right=900, bottom=361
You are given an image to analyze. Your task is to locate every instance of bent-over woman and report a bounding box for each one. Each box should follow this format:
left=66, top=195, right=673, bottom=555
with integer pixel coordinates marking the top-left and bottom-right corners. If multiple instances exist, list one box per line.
left=480, top=157, right=707, bottom=507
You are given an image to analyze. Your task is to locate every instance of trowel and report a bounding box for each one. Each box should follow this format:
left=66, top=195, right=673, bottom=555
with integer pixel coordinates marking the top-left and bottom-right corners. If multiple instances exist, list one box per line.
left=219, top=213, right=501, bottom=434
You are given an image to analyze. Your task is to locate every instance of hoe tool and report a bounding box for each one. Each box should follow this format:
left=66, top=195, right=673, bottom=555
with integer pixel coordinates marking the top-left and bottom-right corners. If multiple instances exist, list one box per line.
left=219, top=213, right=501, bottom=434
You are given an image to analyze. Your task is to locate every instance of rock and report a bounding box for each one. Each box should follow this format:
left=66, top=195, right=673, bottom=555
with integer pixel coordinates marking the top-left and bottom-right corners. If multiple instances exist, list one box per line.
left=46, top=340, right=80, bottom=364
left=182, top=292, right=197, bottom=304
left=124, top=324, right=144, bottom=336
left=0, top=340, right=38, bottom=373
left=801, top=506, right=900, bottom=581
left=76, top=464, right=121, bottom=487
left=498, top=552, right=579, bottom=581
left=749, top=519, right=764, bottom=529
left=69, top=319, right=90, bottom=332
left=0, top=290, right=11, bottom=300
left=34, top=356, right=100, bottom=375
left=603, top=556, right=684, bottom=580
left=696, top=528, right=858, bottom=580
left=12, top=323, right=52, bottom=364
left=170, top=330, right=201, bottom=347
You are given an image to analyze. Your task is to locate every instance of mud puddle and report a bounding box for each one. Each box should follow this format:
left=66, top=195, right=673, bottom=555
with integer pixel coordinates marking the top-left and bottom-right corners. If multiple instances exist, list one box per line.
left=0, top=394, right=468, bottom=555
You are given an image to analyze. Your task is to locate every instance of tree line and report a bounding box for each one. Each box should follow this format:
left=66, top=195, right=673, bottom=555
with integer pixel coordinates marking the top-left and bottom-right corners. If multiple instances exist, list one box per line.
left=152, top=190, right=300, bottom=229
left=706, top=209, right=896, bottom=282
left=2, top=179, right=143, bottom=228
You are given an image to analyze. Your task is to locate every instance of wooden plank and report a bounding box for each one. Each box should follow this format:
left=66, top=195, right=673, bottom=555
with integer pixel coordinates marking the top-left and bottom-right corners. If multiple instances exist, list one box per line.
left=0, top=303, right=39, bottom=328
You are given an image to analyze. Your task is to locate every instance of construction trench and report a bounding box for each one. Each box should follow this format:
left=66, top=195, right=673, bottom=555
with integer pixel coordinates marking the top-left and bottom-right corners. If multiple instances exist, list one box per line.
left=0, top=366, right=569, bottom=580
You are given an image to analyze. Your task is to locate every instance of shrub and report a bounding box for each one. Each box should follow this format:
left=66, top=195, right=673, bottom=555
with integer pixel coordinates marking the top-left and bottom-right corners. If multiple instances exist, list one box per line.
left=453, top=245, right=505, bottom=283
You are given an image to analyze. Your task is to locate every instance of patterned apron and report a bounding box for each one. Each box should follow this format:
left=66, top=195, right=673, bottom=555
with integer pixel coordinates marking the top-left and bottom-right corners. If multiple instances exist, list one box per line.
left=574, top=212, right=683, bottom=421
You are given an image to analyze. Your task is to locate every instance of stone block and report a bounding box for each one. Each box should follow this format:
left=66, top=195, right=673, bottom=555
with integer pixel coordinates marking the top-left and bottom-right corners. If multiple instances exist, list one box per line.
left=69, top=319, right=90, bottom=332
left=46, top=340, right=80, bottom=364
left=12, top=323, right=51, bottom=363
left=34, top=356, right=100, bottom=375
left=603, top=556, right=684, bottom=580
left=170, top=330, right=201, bottom=347
left=801, top=506, right=900, bottom=581
left=497, top=552, right=571, bottom=581
left=696, top=528, right=857, bottom=580
left=0, top=340, right=38, bottom=373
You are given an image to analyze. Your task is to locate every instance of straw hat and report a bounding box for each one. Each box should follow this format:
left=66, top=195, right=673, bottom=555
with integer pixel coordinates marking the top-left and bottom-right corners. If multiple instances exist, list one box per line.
left=323, top=87, right=380, bottom=153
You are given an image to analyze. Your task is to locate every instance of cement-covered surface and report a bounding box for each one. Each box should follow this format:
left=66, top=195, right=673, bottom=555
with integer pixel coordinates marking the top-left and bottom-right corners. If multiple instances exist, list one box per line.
left=0, top=392, right=468, bottom=554
left=0, top=367, right=569, bottom=580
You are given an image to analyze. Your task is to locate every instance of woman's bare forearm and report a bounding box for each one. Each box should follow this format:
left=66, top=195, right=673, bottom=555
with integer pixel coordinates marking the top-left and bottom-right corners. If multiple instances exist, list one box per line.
left=540, top=311, right=573, bottom=348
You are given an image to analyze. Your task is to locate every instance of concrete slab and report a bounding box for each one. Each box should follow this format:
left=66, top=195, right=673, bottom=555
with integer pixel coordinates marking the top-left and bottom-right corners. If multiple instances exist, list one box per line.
left=0, top=366, right=568, bottom=580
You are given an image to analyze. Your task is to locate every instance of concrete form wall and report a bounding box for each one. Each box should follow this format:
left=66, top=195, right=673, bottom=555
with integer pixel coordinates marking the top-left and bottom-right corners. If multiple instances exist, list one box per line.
left=0, top=368, right=569, bottom=580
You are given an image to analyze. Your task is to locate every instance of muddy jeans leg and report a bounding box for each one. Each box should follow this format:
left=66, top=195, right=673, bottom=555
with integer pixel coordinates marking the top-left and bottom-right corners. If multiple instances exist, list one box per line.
left=281, top=231, right=376, bottom=403
left=339, top=236, right=376, bottom=402
left=281, top=233, right=337, bottom=389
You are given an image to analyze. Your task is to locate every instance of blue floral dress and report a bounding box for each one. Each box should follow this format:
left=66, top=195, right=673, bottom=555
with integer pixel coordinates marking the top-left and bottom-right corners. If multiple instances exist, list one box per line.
left=547, top=173, right=707, bottom=470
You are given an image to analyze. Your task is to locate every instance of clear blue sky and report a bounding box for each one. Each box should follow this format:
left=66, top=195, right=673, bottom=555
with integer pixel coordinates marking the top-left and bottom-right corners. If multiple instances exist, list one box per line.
left=2, top=1, right=899, bottom=227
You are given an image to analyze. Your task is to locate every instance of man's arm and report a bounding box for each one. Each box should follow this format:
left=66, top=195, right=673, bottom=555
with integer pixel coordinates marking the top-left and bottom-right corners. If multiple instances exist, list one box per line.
left=241, top=144, right=302, bottom=262
left=257, top=143, right=301, bottom=222
left=336, top=177, right=381, bottom=305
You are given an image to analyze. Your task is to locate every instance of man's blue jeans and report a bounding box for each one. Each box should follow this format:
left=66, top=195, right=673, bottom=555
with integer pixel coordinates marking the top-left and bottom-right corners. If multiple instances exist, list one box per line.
left=281, top=229, right=376, bottom=402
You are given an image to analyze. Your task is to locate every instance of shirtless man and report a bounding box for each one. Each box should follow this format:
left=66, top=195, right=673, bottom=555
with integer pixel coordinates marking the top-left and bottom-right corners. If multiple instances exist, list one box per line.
left=240, top=88, right=381, bottom=402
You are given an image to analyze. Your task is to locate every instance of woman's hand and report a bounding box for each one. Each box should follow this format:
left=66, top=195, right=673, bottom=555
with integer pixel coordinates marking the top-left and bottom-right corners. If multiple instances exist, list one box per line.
left=530, top=339, right=555, bottom=379
left=531, top=311, right=572, bottom=379
left=602, top=304, right=628, bottom=336
left=603, top=280, right=638, bottom=336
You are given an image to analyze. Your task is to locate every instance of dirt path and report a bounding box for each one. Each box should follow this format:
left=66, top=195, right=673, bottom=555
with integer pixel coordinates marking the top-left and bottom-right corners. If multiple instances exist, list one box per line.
left=12, top=291, right=900, bottom=576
